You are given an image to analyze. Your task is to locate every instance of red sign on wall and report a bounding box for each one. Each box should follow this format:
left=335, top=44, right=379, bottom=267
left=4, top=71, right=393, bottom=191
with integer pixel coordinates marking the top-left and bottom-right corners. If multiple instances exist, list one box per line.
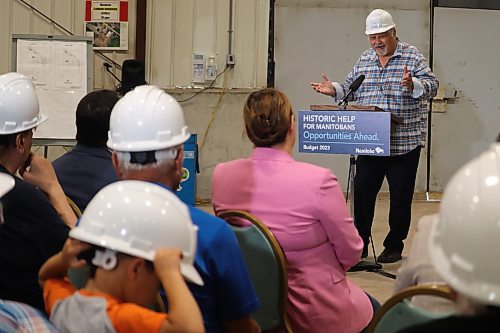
left=85, top=1, right=128, bottom=22
left=84, top=1, right=129, bottom=50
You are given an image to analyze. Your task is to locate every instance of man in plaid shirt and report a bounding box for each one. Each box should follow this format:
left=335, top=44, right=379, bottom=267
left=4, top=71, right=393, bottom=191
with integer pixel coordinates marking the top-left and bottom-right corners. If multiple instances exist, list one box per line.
left=311, top=9, right=439, bottom=263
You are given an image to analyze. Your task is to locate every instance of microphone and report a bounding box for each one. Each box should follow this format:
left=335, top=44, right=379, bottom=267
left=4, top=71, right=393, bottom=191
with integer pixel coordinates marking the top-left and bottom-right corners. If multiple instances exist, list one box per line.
left=338, top=74, right=365, bottom=106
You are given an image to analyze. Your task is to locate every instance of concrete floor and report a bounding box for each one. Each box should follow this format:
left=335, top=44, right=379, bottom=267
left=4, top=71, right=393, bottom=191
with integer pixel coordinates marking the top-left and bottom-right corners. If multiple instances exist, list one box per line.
left=198, top=195, right=441, bottom=305
left=347, top=196, right=440, bottom=303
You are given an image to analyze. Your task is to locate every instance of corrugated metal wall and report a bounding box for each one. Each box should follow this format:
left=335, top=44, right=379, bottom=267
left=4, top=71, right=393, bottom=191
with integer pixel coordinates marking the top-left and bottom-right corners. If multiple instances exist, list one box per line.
left=146, top=0, right=269, bottom=88
left=0, top=0, right=137, bottom=90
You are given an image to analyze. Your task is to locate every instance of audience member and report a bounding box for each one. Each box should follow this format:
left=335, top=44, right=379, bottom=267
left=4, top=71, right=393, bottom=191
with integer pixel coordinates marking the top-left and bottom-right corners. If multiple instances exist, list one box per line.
left=212, top=88, right=376, bottom=333
left=0, top=173, right=58, bottom=332
left=53, top=90, right=119, bottom=211
left=400, top=143, right=500, bottom=332
left=0, top=72, right=75, bottom=310
left=107, top=85, right=260, bottom=333
left=394, top=214, right=454, bottom=313
left=39, top=180, right=204, bottom=333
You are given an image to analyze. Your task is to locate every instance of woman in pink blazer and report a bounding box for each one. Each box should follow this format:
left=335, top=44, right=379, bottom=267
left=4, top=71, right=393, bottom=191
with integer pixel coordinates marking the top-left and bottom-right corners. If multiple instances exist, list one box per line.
left=212, top=88, right=375, bottom=333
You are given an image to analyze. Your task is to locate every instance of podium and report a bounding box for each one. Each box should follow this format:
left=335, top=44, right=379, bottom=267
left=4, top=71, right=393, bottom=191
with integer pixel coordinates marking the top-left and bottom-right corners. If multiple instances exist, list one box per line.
left=305, top=105, right=401, bottom=274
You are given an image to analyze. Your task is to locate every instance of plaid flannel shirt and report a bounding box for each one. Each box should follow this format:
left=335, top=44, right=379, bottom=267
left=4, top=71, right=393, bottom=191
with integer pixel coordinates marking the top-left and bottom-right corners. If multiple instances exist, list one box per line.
left=0, top=300, right=59, bottom=333
left=333, top=40, right=439, bottom=155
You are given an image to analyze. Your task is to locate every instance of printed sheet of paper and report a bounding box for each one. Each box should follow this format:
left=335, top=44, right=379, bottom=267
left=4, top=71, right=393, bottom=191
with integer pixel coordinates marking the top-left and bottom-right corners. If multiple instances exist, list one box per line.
left=17, top=39, right=88, bottom=139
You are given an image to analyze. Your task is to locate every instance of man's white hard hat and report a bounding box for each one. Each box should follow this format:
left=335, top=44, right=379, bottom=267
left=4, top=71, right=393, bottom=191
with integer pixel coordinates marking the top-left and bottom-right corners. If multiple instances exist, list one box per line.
left=0, top=72, right=47, bottom=134
left=107, top=85, right=190, bottom=152
left=365, top=9, right=396, bottom=35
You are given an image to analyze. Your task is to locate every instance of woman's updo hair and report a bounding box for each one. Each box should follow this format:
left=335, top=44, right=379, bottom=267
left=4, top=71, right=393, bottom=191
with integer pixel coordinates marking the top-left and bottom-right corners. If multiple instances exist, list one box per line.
left=243, top=88, right=292, bottom=147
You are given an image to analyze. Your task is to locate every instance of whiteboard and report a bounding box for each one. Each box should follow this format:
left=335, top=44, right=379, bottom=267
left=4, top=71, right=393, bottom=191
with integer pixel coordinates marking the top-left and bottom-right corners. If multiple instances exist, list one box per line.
left=11, top=34, right=93, bottom=140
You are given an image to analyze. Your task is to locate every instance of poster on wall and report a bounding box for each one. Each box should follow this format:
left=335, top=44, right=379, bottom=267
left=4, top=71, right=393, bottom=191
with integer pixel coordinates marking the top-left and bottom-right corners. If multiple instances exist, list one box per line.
left=84, top=1, right=128, bottom=50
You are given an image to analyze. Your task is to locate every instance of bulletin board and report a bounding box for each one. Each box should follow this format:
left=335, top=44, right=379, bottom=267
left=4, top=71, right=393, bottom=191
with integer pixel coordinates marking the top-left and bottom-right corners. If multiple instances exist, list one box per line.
left=11, top=34, right=93, bottom=143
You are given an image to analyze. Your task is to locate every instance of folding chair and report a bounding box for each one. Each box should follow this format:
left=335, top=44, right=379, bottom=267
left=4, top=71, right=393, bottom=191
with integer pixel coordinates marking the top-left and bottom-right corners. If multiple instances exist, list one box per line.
left=366, top=284, right=455, bottom=333
left=217, top=210, right=293, bottom=333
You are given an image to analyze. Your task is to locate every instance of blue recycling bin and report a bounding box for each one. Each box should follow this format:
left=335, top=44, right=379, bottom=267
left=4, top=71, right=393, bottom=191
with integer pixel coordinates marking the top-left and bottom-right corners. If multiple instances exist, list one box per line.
left=176, top=134, right=198, bottom=206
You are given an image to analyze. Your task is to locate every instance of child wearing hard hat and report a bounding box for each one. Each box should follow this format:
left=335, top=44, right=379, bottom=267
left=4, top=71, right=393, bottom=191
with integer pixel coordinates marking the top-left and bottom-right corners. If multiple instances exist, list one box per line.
left=38, top=180, right=204, bottom=333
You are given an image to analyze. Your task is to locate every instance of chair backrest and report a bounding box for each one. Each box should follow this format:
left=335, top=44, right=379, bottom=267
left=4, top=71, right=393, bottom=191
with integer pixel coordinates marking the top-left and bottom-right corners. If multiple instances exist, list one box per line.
left=217, top=210, right=292, bottom=333
left=366, top=284, right=455, bottom=333
left=66, top=196, right=82, bottom=217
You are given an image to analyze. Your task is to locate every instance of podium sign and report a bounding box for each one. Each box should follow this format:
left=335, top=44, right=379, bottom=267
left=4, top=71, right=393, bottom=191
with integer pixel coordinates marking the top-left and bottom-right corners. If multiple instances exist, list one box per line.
left=298, top=110, right=390, bottom=156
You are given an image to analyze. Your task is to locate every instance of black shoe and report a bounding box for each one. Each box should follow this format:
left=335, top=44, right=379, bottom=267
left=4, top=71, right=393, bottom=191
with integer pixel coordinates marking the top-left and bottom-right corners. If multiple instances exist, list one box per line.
left=377, top=248, right=402, bottom=264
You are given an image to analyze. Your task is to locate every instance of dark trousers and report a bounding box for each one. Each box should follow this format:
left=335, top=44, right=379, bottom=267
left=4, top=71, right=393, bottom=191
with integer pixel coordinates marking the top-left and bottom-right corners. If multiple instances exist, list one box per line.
left=353, top=146, right=421, bottom=253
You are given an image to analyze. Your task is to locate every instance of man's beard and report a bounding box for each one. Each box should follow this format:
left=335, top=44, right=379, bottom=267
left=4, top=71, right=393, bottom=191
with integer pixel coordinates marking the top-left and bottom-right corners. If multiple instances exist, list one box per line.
left=374, top=45, right=388, bottom=56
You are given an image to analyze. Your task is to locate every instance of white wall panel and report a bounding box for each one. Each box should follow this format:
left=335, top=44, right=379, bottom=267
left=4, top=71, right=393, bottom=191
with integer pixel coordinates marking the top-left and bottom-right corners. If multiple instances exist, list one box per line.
left=147, top=0, right=269, bottom=88
left=431, top=8, right=500, bottom=191
left=0, top=1, right=12, bottom=72
left=146, top=0, right=174, bottom=87
left=53, top=0, right=75, bottom=34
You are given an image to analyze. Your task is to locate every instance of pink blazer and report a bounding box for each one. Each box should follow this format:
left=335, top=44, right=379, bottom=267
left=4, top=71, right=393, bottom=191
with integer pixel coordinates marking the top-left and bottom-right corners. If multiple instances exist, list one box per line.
left=212, top=147, right=373, bottom=333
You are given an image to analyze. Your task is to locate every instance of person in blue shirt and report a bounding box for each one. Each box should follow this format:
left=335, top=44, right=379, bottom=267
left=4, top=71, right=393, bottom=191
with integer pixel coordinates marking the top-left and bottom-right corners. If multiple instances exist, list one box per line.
left=106, top=84, right=260, bottom=333
left=53, top=90, right=119, bottom=212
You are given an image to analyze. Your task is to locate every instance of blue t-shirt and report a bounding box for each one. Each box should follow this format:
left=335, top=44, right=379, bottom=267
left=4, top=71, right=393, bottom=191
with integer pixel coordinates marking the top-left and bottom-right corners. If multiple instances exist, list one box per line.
left=157, top=184, right=259, bottom=333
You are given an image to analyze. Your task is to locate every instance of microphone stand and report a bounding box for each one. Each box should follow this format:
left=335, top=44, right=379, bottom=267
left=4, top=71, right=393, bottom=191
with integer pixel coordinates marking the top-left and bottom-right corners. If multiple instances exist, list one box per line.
left=339, top=99, right=385, bottom=274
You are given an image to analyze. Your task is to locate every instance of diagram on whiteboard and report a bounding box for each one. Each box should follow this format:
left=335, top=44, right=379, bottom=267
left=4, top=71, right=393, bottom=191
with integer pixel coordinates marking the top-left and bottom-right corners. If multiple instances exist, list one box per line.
left=54, top=43, right=84, bottom=89
left=18, top=41, right=49, bottom=87
left=16, top=39, right=88, bottom=139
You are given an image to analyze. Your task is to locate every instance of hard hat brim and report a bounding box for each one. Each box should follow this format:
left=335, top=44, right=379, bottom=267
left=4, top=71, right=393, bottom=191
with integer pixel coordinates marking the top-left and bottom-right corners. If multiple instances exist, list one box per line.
left=70, top=225, right=204, bottom=286
left=365, top=24, right=395, bottom=35
left=181, top=263, right=204, bottom=286
left=0, top=112, right=48, bottom=135
left=107, top=132, right=191, bottom=152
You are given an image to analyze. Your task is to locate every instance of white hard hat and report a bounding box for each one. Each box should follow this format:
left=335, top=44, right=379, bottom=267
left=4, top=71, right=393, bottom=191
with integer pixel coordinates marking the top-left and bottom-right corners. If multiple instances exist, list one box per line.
left=70, top=180, right=203, bottom=285
left=107, top=85, right=190, bottom=152
left=429, top=143, right=500, bottom=305
left=0, top=72, right=47, bottom=134
left=365, top=9, right=396, bottom=35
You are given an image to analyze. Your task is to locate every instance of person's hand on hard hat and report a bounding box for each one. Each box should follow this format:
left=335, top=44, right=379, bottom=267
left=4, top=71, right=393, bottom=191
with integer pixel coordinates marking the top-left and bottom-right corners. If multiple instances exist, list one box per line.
left=62, top=239, right=91, bottom=270
left=154, top=248, right=183, bottom=282
left=310, top=73, right=336, bottom=97
left=402, top=66, right=414, bottom=93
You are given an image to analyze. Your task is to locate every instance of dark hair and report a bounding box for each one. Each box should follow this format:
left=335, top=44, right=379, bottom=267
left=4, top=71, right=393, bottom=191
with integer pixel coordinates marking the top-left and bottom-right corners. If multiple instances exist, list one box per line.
left=76, top=90, right=119, bottom=146
left=0, top=133, right=20, bottom=148
left=243, top=88, right=293, bottom=147
left=0, top=129, right=32, bottom=150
